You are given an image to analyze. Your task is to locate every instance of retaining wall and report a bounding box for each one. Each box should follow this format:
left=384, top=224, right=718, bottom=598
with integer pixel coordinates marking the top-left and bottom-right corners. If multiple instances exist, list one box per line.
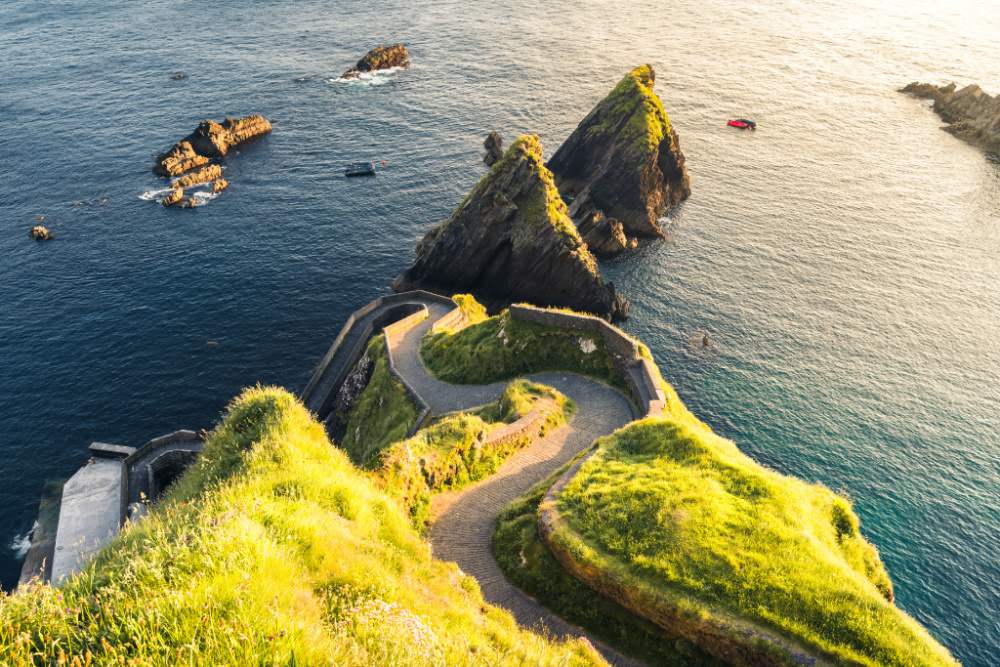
left=508, top=304, right=665, bottom=417
left=301, top=291, right=465, bottom=423
left=483, top=409, right=543, bottom=449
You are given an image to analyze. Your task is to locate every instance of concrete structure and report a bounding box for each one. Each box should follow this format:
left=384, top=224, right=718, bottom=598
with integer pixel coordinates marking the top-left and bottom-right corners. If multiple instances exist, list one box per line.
left=24, top=430, right=201, bottom=584
left=50, top=457, right=124, bottom=583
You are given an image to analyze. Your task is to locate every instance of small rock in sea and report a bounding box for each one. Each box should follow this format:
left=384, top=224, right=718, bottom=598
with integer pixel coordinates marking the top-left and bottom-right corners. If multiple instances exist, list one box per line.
left=162, top=189, right=185, bottom=207
left=342, top=44, right=410, bottom=79
left=29, top=226, right=54, bottom=241
left=483, top=131, right=504, bottom=166
left=212, top=178, right=228, bottom=193
left=171, top=74, right=184, bottom=80
left=172, top=164, right=222, bottom=189
left=703, top=334, right=711, bottom=348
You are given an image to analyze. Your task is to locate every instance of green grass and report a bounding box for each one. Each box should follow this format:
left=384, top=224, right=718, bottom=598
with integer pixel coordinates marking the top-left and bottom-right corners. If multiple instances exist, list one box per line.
left=452, top=293, right=489, bottom=326
left=0, top=386, right=609, bottom=667
left=419, top=307, right=630, bottom=399
left=373, top=380, right=576, bottom=526
left=494, top=468, right=721, bottom=667
left=582, top=65, right=671, bottom=159
left=340, top=335, right=421, bottom=467
left=550, top=417, right=959, bottom=667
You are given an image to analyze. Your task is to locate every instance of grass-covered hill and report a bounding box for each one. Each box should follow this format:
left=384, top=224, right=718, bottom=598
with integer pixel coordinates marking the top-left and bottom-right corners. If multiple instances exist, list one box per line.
left=538, top=416, right=960, bottom=667
left=0, top=386, right=607, bottom=667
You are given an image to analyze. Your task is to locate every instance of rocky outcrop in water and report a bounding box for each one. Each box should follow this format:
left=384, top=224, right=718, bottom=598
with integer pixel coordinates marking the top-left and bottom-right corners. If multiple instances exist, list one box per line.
left=578, top=210, right=636, bottom=257
left=483, top=131, right=504, bottom=166
left=153, top=116, right=271, bottom=175
left=547, top=65, right=690, bottom=238
left=172, top=164, right=222, bottom=189
left=342, top=45, right=410, bottom=79
left=162, top=189, right=189, bottom=207
left=29, top=226, right=54, bottom=241
left=153, top=142, right=209, bottom=177
left=212, top=179, right=228, bottom=194
left=901, top=81, right=1000, bottom=153
left=392, top=135, right=630, bottom=322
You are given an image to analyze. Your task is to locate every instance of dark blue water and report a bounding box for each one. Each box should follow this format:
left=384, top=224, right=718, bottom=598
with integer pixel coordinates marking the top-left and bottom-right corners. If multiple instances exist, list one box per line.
left=2, top=0, right=998, bottom=664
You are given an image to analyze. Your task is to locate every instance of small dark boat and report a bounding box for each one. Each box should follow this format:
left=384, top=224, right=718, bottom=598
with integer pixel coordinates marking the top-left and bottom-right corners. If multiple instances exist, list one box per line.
left=728, top=119, right=757, bottom=130
left=345, top=162, right=376, bottom=177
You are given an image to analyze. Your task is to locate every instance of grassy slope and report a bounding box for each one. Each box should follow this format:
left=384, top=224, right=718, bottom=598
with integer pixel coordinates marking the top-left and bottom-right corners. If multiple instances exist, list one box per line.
left=369, top=380, right=575, bottom=525
left=0, top=386, right=608, bottom=667
left=495, top=469, right=721, bottom=667
left=552, top=417, right=958, bottom=667
left=420, top=308, right=631, bottom=399
left=340, top=334, right=421, bottom=467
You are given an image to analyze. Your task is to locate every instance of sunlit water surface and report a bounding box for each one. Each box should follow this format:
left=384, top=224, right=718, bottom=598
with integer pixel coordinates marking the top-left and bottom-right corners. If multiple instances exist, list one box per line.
left=2, top=0, right=998, bottom=663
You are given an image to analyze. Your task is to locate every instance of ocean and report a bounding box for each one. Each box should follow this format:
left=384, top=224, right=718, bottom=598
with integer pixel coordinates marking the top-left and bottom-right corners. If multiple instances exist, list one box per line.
left=1, top=0, right=997, bottom=663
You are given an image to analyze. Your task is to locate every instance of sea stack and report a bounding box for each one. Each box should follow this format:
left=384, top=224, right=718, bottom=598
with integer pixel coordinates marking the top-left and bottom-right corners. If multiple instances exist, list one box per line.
left=483, top=131, right=504, bottom=166
left=547, top=65, right=690, bottom=240
left=392, top=135, right=630, bottom=322
left=342, top=45, right=410, bottom=79
left=900, top=81, right=1000, bottom=153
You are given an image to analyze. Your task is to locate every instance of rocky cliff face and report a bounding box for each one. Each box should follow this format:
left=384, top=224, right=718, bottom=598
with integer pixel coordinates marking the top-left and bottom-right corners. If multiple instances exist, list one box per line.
left=901, top=81, right=1000, bottom=153
left=392, top=135, right=630, bottom=322
left=342, top=45, right=410, bottom=79
left=153, top=116, right=271, bottom=175
left=547, top=65, right=690, bottom=239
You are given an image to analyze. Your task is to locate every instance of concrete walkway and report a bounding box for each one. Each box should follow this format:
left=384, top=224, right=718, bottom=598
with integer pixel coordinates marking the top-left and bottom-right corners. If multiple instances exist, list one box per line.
left=386, top=306, right=644, bottom=667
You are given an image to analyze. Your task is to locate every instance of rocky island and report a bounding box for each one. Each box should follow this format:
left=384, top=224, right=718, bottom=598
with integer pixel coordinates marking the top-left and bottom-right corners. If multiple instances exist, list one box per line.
left=152, top=115, right=270, bottom=207
left=392, top=136, right=629, bottom=321
left=342, top=44, right=410, bottom=79
left=548, top=65, right=690, bottom=251
left=901, top=81, right=1000, bottom=153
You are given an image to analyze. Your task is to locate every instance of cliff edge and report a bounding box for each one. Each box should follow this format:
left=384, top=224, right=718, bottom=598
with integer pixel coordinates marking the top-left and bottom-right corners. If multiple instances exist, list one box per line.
left=392, top=135, right=630, bottom=322
left=547, top=65, right=690, bottom=238
left=901, top=81, right=1000, bottom=153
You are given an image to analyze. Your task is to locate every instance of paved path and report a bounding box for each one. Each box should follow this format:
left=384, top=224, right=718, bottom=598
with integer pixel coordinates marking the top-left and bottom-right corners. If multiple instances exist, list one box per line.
left=386, top=305, right=644, bottom=667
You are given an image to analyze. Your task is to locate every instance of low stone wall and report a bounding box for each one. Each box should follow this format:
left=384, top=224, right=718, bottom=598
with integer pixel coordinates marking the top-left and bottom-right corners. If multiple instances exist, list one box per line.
left=508, top=304, right=665, bottom=417
left=484, top=409, right=543, bottom=449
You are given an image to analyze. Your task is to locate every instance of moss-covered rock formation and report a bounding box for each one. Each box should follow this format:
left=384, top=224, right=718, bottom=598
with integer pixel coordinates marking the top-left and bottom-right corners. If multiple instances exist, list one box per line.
left=901, top=81, right=1000, bottom=153
left=547, top=65, right=690, bottom=239
left=392, top=135, right=630, bottom=322
left=537, top=417, right=959, bottom=667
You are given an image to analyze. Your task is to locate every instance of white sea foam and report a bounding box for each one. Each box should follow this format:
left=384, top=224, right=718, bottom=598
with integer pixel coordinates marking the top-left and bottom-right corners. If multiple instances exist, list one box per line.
left=189, top=190, right=219, bottom=206
left=139, top=187, right=173, bottom=201
left=8, top=522, right=36, bottom=559
left=328, top=65, right=407, bottom=86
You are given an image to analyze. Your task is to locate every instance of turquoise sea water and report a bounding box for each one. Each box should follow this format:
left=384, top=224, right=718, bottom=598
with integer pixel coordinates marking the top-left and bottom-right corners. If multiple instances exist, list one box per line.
left=2, top=0, right=997, bottom=663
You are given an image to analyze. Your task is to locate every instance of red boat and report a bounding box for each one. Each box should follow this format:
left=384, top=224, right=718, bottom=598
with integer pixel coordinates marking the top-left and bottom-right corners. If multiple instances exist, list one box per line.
left=728, top=119, right=757, bottom=130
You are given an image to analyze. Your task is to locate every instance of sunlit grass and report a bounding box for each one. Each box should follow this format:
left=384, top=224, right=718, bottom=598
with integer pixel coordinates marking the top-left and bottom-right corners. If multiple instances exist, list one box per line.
left=419, top=307, right=629, bottom=399
left=0, top=386, right=608, bottom=667
left=374, top=380, right=576, bottom=525
left=551, top=417, right=959, bottom=667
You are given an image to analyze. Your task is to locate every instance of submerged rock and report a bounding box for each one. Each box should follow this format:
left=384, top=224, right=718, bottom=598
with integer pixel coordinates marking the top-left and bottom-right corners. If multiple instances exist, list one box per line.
left=153, top=116, right=271, bottom=175
left=29, top=226, right=54, bottom=240
left=392, top=135, right=630, bottom=322
left=547, top=65, right=690, bottom=237
left=153, top=141, right=209, bottom=177
left=483, top=131, right=504, bottom=166
left=578, top=210, right=637, bottom=257
left=342, top=44, right=410, bottom=79
left=172, top=164, right=222, bottom=189
left=901, top=81, right=1000, bottom=153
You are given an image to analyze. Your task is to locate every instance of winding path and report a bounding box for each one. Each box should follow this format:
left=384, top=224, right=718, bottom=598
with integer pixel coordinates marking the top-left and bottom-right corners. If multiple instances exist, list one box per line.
left=385, top=302, right=644, bottom=667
